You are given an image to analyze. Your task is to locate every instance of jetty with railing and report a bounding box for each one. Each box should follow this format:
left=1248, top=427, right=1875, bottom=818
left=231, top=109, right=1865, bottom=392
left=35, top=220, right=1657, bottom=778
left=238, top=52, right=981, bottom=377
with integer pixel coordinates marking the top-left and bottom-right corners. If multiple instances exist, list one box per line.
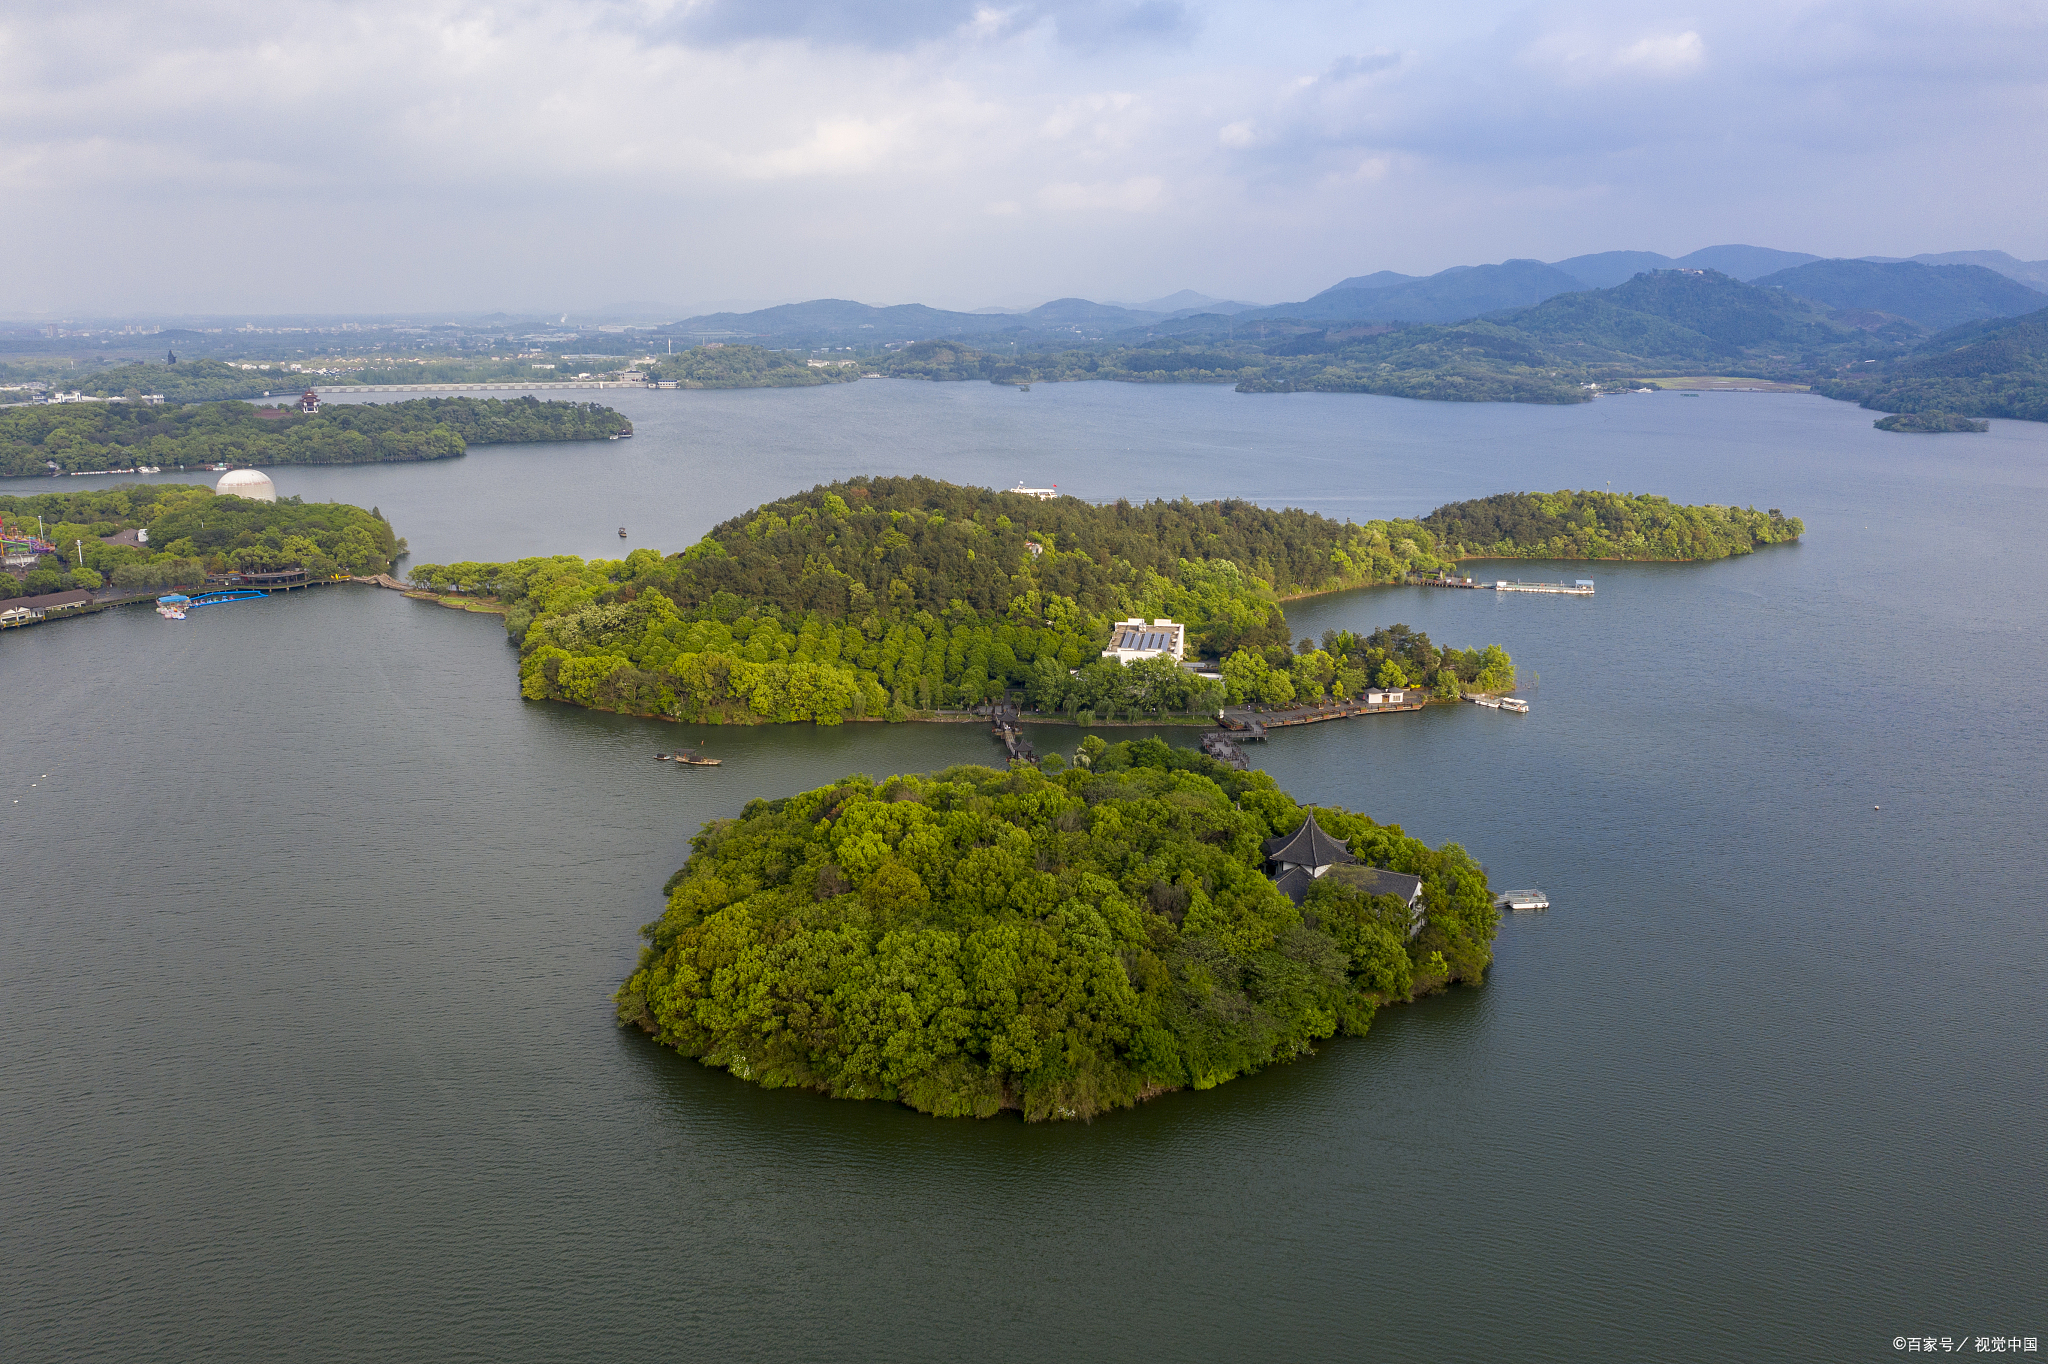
left=1220, top=687, right=1426, bottom=732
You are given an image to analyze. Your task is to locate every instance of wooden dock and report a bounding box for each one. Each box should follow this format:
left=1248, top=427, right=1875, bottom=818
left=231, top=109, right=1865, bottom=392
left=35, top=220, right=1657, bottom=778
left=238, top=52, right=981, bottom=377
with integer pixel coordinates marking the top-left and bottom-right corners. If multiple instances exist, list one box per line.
left=1199, top=732, right=1249, bottom=769
left=1220, top=696, right=1427, bottom=731
left=990, top=705, right=1037, bottom=763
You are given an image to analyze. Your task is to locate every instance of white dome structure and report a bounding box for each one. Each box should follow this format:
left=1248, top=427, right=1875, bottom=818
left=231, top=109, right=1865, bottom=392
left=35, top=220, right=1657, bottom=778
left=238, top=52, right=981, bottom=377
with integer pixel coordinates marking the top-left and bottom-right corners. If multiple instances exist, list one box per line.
left=215, top=469, right=277, bottom=502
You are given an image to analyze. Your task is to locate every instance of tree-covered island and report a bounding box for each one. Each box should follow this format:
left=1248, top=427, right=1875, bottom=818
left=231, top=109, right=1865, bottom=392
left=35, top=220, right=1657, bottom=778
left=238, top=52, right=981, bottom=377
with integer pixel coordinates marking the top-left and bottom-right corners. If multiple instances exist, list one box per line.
left=1, top=396, right=631, bottom=476
left=1420, top=490, right=1804, bottom=560
left=615, top=741, right=1498, bottom=1120
left=1871, top=412, right=1989, bottom=433
left=402, top=480, right=1798, bottom=724
left=405, top=477, right=1518, bottom=724
left=1, top=483, right=403, bottom=596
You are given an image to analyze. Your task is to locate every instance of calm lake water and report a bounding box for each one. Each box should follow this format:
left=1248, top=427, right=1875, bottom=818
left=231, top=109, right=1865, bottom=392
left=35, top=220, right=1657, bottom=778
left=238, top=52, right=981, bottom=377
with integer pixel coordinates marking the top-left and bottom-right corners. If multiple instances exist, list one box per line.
left=5, top=381, right=2044, bottom=1361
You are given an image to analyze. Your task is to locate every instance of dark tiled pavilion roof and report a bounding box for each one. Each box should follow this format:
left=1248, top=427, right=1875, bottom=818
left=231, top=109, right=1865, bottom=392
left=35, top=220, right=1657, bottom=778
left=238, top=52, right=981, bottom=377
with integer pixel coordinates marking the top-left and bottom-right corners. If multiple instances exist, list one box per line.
left=1261, top=809, right=1357, bottom=872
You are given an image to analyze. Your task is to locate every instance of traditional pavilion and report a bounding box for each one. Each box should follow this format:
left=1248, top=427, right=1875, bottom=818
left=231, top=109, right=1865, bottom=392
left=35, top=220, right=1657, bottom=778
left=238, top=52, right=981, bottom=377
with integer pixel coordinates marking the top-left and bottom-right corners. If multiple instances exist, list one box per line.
left=298, top=389, right=321, bottom=413
left=1261, top=809, right=1357, bottom=905
left=1263, top=809, right=1427, bottom=937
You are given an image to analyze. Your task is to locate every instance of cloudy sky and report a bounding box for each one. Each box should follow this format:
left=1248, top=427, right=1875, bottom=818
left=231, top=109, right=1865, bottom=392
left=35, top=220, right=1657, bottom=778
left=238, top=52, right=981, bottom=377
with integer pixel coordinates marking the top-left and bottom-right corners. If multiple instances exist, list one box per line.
left=4, top=0, right=2046, bottom=316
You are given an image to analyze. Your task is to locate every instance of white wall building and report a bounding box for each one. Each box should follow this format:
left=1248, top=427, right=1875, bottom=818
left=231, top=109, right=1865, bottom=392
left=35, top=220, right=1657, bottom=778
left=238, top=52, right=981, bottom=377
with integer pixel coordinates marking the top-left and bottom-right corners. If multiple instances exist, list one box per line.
left=1007, top=482, right=1058, bottom=500
left=1102, top=618, right=1185, bottom=664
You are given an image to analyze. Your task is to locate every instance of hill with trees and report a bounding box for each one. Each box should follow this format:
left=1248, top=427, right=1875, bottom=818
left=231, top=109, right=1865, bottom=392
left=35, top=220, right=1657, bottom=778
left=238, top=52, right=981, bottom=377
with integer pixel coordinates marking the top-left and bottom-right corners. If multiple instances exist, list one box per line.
left=1, top=396, right=630, bottom=475
left=868, top=271, right=1916, bottom=405
left=613, top=741, right=1498, bottom=1120
left=0, top=482, right=402, bottom=596
left=1420, top=491, right=1803, bottom=561
left=646, top=344, right=858, bottom=388
left=1242, top=259, right=1589, bottom=325
left=1811, top=308, right=2048, bottom=422
left=1749, top=260, right=2048, bottom=331
left=404, top=477, right=1506, bottom=726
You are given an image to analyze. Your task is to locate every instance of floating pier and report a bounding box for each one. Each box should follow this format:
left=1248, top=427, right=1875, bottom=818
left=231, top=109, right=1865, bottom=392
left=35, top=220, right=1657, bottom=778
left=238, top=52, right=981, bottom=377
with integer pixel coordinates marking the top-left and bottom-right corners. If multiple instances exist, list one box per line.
left=1493, top=579, right=1595, bottom=595
left=1493, top=889, right=1550, bottom=912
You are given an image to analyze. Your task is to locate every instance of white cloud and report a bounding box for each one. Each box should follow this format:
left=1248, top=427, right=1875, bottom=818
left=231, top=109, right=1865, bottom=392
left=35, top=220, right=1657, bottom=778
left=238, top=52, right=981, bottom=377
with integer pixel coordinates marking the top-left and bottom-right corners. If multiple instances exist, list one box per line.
left=1614, top=31, right=1705, bottom=74
left=1521, top=28, right=1706, bottom=82
left=0, top=0, right=2044, bottom=314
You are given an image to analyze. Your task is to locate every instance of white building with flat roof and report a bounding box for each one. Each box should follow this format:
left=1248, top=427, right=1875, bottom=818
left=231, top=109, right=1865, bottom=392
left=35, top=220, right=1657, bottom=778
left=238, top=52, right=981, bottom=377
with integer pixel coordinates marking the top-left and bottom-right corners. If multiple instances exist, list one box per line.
left=1007, top=482, right=1057, bottom=500
left=1102, top=618, right=1185, bottom=664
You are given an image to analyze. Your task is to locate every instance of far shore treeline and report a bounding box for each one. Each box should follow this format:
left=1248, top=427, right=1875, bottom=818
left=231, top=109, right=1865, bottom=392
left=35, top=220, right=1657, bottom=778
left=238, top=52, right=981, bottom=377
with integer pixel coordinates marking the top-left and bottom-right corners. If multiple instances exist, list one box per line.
left=0, top=483, right=402, bottom=597
left=616, top=743, right=1499, bottom=1120
left=404, top=479, right=1796, bottom=726
left=0, top=396, right=631, bottom=476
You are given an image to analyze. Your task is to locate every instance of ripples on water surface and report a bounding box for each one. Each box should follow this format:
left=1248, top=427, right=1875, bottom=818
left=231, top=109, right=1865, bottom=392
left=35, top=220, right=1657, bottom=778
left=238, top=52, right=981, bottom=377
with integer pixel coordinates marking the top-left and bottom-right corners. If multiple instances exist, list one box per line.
left=4, top=382, right=2044, bottom=1361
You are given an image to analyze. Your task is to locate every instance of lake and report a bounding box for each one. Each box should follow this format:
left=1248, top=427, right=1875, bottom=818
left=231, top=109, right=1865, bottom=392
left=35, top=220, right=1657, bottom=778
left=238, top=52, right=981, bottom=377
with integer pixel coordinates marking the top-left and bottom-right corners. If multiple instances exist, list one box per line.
left=4, top=380, right=2044, bottom=1361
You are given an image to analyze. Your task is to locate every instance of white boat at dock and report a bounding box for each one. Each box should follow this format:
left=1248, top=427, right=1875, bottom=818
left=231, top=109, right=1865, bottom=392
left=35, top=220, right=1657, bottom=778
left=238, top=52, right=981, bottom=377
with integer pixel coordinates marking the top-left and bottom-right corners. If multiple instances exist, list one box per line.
left=1500, top=697, right=1529, bottom=713
left=1493, top=889, right=1550, bottom=912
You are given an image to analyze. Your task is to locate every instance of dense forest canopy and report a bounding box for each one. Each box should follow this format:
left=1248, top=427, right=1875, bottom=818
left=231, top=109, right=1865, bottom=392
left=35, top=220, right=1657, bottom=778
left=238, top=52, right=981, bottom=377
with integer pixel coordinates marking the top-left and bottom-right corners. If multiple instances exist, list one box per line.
left=1813, top=308, right=2048, bottom=422
left=406, top=477, right=1480, bottom=725
left=615, top=742, right=1498, bottom=1120
left=1420, top=491, right=1804, bottom=561
left=0, top=396, right=631, bottom=475
left=646, top=344, right=859, bottom=388
left=0, top=482, right=402, bottom=596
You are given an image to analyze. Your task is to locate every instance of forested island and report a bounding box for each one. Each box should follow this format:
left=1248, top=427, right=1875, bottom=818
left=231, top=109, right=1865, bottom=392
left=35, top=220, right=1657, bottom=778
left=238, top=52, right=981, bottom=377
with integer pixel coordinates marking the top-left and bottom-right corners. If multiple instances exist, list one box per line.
left=1873, top=412, right=1989, bottom=433
left=645, top=345, right=858, bottom=389
left=405, top=477, right=1523, bottom=725
left=1420, top=491, right=1804, bottom=561
left=1, top=396, right=631, bottom=475
left=0, top=483, right=403, bottom=596
left=614, top=741, right=1498, bottom=1120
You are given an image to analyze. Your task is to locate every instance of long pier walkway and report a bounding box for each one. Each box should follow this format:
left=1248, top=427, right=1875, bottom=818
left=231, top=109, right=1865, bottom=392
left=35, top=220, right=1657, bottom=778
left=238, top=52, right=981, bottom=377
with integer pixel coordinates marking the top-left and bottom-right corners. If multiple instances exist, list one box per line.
left=1221, top=695, right=1428, bottom=731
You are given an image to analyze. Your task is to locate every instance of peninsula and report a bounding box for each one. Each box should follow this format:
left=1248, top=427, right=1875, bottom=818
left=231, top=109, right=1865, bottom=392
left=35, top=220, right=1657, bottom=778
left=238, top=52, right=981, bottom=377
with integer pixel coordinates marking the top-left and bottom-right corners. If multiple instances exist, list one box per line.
left=614, top=740, right=1499, bottom=1120
left=2, top=396, right=632, bottom=477
left=2, top=482, right=404, bottom=598
left=407, top=476, right=1518, bottom=725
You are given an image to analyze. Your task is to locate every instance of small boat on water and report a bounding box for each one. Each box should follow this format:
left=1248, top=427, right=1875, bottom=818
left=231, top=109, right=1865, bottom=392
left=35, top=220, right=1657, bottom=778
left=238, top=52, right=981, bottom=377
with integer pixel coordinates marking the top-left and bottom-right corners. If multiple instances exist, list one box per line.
left=1470, top=696, right=1502, bottom=710
left=619, top=526, right=628, bottom=538
left=657, top=750, right=722, bottom=766
left=1493, top=889, right=1550, bottom=912
left=156, top=594, right=189, bottom=620
left=1500, top=697, right=1529, bottom=713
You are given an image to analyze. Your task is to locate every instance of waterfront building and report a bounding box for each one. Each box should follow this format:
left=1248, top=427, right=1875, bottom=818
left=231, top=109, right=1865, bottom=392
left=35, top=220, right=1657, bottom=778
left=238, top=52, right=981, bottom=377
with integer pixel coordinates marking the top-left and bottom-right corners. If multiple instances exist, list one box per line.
left=1262, top=809, right=1427, bottom=936
left=1007, top=482, right=1058, bottom=500
left=1325, top=864, right=1428, bottom=938
left=1261, top=809, right=1356, bottom=904
left=0, top=588, right=94, bottom=628
left=1102, top=618, right=1185, bottom=664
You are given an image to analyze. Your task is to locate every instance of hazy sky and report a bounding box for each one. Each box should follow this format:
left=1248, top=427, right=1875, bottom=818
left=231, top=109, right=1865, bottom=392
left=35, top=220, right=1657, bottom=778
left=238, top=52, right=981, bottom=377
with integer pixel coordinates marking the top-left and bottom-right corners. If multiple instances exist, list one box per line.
left=5, top=0, right=2046, bottom=316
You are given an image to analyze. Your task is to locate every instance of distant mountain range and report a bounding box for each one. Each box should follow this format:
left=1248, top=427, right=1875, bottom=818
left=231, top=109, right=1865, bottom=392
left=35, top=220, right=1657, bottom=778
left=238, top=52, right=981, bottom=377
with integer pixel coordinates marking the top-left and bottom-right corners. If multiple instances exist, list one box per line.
left=662, top=245, right=2048, bottom=347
